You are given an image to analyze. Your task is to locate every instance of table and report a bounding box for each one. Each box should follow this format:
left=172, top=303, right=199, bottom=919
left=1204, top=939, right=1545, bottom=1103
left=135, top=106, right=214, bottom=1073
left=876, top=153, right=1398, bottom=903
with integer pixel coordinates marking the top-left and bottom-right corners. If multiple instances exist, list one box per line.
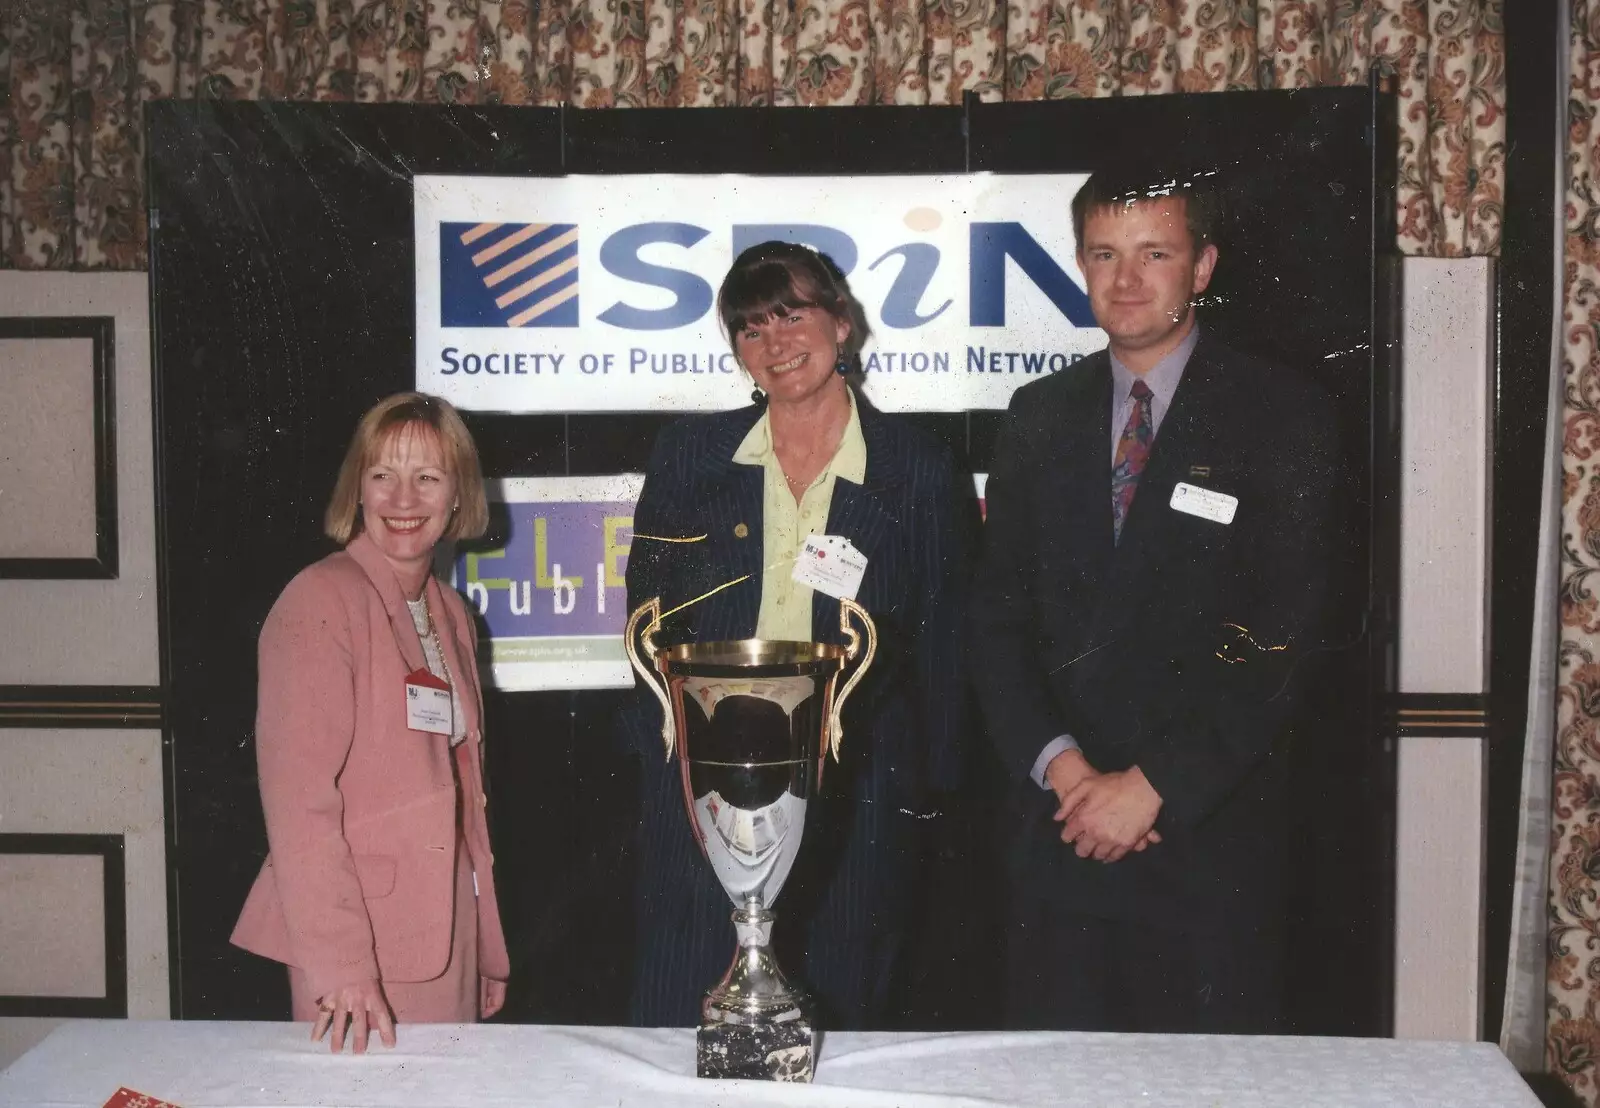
left=0, top=1021, right=1541, bottom=1107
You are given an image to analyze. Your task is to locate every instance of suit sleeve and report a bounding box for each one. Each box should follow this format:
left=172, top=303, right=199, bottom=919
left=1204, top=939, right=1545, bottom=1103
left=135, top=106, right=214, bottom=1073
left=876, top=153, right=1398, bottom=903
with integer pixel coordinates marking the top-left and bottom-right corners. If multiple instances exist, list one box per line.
left=254, top=572, right=380, bottom=999
left=968, top=391, right=1077, bottom=783
left=1135, top=385, right=1342, bottom=833
left=909, top=445, right=973, bottom=793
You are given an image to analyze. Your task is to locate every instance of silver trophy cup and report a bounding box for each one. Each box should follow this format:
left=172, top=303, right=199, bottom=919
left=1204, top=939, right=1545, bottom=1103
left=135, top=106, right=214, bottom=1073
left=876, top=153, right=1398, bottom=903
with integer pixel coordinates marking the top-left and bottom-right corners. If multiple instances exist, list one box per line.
left=625, top=596, right=877, bottom=1081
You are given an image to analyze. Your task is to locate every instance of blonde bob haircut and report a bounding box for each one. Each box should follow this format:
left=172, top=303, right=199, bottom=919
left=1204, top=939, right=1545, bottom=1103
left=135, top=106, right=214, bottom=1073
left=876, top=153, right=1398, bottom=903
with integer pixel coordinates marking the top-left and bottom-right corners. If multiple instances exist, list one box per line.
left=324, top=392, right=488, bottom=545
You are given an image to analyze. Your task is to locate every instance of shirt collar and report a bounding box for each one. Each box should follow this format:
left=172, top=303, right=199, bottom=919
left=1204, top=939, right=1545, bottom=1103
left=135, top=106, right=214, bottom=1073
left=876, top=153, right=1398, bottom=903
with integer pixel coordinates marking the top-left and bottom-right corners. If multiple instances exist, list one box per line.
left=1109, top=322, right=1200, bottom=409
left=732, top=388, right=867, bottom=485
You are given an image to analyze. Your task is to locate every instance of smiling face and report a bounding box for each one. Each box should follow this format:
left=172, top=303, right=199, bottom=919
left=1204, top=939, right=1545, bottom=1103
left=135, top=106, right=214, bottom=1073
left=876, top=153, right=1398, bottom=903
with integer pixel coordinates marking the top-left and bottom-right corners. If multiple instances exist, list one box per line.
left=734, top=305, right=852, bottom=409
left=359, top=422, right=458, bottom=584
left=1077, top=195, right=1218, bottom=373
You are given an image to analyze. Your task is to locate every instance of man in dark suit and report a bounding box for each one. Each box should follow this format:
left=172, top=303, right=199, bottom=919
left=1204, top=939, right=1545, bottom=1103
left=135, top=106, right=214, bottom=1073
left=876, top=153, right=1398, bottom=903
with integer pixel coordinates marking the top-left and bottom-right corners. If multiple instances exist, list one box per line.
left=969, top=166, right=1340, bottom=1034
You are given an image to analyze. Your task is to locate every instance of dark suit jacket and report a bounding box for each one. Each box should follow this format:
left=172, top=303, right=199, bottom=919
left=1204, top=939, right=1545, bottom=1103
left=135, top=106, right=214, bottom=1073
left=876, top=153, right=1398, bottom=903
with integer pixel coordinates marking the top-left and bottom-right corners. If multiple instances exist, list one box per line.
left=970, top=332, right=1340, bottom=931
left=623, top=397, right=970, bottom=937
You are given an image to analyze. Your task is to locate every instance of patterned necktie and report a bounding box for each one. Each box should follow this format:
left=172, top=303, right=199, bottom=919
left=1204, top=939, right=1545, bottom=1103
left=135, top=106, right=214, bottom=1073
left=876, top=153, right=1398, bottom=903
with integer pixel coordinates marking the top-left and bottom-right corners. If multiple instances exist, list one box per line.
left=1111, top=379, right=1154, bottom=543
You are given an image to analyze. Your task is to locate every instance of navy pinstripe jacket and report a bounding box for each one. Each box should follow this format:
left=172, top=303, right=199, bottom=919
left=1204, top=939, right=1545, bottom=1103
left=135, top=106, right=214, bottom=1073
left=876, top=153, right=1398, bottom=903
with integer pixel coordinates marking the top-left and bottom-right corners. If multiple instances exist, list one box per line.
left=622, top=397, right=970, bottom=925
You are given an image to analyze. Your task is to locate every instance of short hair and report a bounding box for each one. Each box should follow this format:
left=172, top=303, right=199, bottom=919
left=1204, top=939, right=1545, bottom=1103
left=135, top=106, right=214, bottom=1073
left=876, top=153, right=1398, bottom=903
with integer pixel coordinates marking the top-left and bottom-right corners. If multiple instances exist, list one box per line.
left=717, top=241, right=871, bottom=370
left=1071, top=163, right=1222, bottom=256
left=324, top=392, right=488, bottom=545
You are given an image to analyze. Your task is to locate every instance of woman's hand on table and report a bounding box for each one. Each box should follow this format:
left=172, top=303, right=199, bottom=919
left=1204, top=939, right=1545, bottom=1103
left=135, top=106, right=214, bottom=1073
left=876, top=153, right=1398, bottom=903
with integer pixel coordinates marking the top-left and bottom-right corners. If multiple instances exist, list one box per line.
left=312, top=978, right=396, bottom=1054
left=481, top=976, right=507, bottom=1019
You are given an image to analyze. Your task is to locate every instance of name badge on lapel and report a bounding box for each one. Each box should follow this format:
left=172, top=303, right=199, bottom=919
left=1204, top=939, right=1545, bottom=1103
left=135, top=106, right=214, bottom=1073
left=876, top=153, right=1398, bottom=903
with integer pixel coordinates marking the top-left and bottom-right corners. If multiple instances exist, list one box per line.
left=405, top=668, right=453, bottom=735
left=791, top=535, right=867, bottom=601
left=1170, top=482, right=1238, bottom=525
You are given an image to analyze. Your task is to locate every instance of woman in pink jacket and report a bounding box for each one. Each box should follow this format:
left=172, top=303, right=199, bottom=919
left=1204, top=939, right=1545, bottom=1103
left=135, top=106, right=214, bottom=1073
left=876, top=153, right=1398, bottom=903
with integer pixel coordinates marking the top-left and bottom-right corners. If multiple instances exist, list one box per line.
left=232, top=392, right=509, bottom=1053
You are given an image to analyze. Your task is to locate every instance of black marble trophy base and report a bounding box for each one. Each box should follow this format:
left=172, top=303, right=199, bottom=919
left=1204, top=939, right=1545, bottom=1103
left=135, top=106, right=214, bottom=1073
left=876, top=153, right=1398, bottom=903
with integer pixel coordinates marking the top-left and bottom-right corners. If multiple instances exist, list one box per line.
left=696, top=1019, right=816, bottom=1081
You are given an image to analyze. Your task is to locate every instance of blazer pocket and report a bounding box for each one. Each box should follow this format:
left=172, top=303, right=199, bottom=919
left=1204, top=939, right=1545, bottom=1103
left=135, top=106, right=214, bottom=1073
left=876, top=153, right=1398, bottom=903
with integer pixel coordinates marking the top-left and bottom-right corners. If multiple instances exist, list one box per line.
left=352, top=854, right=397, bottom=900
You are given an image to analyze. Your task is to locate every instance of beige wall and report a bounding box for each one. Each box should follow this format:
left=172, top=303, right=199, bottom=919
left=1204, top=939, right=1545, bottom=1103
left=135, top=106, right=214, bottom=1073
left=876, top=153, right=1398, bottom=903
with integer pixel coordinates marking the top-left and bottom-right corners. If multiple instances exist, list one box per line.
left=1392, top=256, right=1496, bottom=1040
left=0, top=274, right=158, bottom=685
left=0, top=274, right=166, bottom=1069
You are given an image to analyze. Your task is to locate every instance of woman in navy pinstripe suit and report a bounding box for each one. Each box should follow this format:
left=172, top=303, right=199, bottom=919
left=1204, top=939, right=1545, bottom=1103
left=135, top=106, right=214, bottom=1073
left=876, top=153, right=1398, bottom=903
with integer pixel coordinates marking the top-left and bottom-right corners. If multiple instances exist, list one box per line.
left=622, top=242, right=970, bottom=1029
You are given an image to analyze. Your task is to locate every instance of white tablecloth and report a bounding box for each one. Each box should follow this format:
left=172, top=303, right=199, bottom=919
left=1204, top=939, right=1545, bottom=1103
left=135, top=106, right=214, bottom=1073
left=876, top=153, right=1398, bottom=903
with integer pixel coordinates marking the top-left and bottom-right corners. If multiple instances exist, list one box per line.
left=0, top=1021, right=1540, bottom=1108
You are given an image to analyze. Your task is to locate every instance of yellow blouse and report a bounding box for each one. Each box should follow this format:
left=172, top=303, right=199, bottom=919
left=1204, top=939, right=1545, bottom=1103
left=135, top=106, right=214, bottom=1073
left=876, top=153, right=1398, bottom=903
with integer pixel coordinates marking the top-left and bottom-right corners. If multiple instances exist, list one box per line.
left=732, top=393, right=867, bottom=641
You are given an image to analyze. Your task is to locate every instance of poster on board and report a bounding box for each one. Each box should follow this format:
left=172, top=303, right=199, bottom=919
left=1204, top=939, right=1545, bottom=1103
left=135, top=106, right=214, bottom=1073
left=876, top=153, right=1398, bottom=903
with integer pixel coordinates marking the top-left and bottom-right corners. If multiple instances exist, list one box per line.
left=452, top=472, right=987, bottom=692
left=449, top=475, right=642, bottom=692
left=415, top=173, right=1103, bottom=413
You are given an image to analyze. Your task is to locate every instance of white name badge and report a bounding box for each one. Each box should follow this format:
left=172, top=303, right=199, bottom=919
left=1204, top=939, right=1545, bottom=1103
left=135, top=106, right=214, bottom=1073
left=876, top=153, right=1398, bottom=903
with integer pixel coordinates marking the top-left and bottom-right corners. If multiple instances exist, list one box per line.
left=791, top=534, right=867, bottom=601
left=405, top=668, right=453, bottom=735
left=1170, top=482, right=1239, bottom=525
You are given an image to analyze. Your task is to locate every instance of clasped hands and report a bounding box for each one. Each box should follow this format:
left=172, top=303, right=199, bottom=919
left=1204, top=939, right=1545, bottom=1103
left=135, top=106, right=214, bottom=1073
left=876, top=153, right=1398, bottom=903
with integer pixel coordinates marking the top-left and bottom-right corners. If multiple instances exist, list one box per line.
left=311, top=976, right=507, bottom=1053
left=1045, top=749, right=1163, bottom=863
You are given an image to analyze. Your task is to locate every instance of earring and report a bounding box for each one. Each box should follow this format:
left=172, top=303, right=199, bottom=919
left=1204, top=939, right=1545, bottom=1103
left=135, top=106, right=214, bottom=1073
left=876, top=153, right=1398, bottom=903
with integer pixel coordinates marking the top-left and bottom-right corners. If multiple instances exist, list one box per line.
left=835, top=356, right=851, bottom=376
left=751, top=386, right=768, bottom=407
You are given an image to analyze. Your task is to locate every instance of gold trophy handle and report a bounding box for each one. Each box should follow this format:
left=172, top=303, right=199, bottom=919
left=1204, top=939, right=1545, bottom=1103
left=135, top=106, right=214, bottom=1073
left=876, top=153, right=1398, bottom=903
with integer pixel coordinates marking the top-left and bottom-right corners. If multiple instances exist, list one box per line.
left=828, top=597, right=877, bottom=761
left=624, top=598, right=676, bottom=761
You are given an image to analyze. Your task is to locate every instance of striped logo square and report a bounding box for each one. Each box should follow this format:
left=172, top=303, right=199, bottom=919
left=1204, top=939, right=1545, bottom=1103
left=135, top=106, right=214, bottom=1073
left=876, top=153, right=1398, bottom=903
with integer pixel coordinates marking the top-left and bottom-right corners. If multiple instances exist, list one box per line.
left=440, top=222, right=579, bottom=328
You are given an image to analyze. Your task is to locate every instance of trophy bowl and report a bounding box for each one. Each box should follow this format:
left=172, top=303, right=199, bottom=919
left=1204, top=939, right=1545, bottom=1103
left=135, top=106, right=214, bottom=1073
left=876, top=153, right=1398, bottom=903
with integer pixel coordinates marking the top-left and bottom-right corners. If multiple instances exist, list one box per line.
left=626, top=596, right=876, bottom=1082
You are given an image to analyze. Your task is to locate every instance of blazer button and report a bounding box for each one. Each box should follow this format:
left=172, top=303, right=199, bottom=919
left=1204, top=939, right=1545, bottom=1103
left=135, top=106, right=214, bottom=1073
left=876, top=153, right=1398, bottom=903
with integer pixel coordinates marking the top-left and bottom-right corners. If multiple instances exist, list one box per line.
left=734, top=522, right=749, bottom=539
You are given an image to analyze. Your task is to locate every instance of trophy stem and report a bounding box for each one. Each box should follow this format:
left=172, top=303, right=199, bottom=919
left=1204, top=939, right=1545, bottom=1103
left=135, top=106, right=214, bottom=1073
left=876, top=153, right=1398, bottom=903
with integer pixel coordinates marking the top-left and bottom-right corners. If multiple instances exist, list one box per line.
left=697, top=898, right=817, bottom=1082
left=703, top=898, right=805, bottom=1026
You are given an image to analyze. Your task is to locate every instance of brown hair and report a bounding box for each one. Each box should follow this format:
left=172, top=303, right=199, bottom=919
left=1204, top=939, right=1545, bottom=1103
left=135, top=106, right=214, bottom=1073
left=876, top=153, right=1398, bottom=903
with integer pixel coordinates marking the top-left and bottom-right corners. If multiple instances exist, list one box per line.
left=1071, top=163, right=1222, bottom=256
left=717, top=241, right=871, bottom=369
left=324, top=392, right=488, bottom=544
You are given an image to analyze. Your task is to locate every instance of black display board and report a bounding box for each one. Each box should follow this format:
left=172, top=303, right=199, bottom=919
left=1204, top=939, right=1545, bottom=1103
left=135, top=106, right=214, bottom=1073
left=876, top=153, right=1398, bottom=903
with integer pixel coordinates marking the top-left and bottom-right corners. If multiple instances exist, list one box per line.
left=148, top=91, right=1395, bottom=1033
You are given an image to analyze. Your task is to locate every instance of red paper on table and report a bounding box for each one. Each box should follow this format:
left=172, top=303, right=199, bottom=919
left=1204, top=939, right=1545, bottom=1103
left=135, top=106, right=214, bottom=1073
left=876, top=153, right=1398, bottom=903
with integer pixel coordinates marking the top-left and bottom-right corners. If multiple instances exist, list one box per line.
left=102, top=1088, right=183, bottom=1108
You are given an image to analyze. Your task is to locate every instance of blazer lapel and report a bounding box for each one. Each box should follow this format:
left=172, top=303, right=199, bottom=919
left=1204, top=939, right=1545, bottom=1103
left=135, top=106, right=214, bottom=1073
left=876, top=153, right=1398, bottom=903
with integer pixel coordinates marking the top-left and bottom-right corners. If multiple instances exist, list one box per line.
left=348, top=532, right=483, bottom=737
left=699, top=476, right=765, bottom=640
left=1091, top=340, right=1223, bottom=637
left=678, top=409, right=766, bottom=642
left=812, top=408, right=905, bottom=642
left=426, top=575, right=481, bottom=738
left=1041, top=356, right=1115, bottom=610
left=346, top=532, right=430, bottom=677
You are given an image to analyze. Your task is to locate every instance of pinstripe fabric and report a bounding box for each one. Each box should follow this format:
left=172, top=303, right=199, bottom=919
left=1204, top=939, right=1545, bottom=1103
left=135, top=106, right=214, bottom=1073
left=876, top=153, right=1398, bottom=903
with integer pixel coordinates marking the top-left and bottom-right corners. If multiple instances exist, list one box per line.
left=622, top=396, right=970, bottom=1028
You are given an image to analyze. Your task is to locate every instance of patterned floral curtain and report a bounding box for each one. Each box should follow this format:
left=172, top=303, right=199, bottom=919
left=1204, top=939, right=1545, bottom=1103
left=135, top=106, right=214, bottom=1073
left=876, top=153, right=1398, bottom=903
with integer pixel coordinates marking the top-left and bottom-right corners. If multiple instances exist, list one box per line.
left=1552, top=2, right=1600, bottom=1102
left=2, top=0, right=1501, bottom=270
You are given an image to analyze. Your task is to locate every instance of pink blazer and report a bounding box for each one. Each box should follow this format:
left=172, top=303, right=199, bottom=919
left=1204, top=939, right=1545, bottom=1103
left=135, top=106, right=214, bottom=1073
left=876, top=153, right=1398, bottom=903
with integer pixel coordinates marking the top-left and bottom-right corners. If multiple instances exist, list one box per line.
left=231, top=533, right=510, bottom=1001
